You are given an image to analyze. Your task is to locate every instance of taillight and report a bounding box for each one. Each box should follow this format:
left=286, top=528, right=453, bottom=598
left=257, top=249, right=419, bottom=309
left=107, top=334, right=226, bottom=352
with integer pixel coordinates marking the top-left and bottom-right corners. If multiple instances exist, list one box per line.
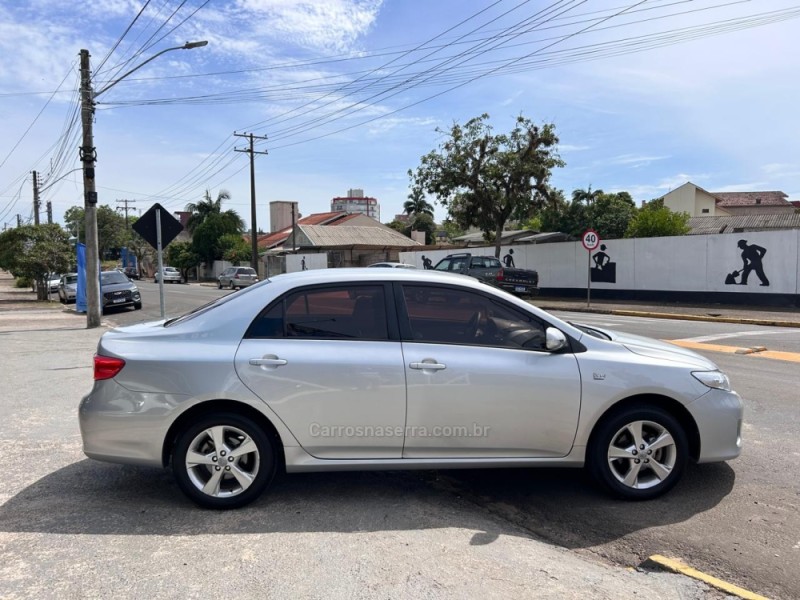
left=496, top=267, right=504, bottom=281
left=94, top=355, right=125, bottom=380
left=234, top=274, right=240, bottom=279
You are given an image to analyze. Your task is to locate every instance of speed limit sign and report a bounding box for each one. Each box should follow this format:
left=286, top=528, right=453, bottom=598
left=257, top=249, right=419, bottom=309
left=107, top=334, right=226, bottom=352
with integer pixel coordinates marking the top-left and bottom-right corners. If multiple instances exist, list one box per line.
left=582, top=229, right=600, bottom=251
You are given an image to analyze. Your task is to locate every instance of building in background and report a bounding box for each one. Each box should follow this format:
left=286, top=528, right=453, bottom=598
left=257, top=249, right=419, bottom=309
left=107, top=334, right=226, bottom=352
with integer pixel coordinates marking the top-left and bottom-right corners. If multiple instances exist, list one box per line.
left=270, top=201, right=301, bottom=233
left=331, top=188, right=380, bottom=221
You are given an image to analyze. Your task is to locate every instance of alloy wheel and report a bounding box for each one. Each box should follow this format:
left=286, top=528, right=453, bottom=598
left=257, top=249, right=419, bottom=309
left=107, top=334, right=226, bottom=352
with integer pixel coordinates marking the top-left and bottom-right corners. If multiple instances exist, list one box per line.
left=185, top=425, right=261, bottom=498
left=606, top=419, right=677, bottom=490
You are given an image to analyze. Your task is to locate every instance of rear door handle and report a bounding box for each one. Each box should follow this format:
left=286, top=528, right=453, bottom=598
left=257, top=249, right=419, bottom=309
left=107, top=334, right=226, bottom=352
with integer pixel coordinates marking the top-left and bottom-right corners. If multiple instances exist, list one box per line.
left=249, top=357, right=288, bottom=367
left=409, top=361, right=446, bottom=371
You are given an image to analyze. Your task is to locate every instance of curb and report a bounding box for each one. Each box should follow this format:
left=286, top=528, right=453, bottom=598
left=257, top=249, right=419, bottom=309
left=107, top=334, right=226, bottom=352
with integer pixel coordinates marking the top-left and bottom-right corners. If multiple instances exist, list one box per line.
left=640, top=555, right=769, bottom=600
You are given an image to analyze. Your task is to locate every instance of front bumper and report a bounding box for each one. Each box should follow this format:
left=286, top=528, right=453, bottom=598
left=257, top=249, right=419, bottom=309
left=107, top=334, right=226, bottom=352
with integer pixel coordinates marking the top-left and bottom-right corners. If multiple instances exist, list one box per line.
left=689, top=388, right=744, bottom=463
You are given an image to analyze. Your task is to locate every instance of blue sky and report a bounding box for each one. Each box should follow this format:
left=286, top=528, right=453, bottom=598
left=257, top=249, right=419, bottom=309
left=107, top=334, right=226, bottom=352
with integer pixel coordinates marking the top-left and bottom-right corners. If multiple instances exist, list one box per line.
left=1, top=0, right=799, bottom=232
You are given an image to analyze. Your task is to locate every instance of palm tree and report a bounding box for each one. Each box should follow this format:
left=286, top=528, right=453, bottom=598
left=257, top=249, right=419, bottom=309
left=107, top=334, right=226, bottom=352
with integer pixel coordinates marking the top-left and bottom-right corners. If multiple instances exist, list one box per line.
left=185, top=189, right=244, bottom=234
left=571, top=186, right=603, bottom=207
left=403, top=188, right=434, bottom=217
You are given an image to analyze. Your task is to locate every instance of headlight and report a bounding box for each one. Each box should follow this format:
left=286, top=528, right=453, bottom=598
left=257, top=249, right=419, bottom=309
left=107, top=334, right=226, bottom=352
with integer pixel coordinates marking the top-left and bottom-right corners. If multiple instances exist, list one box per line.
left=692, top=370, right=731, bottom=391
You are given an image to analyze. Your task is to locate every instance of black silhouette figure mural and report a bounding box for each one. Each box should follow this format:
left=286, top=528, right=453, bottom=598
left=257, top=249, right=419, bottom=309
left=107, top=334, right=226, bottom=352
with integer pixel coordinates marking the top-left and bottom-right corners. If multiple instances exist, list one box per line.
left=301, top=256, right=307, bottom=271
left=502, top=248, right=515, bottom=267
left=591, top=244, right=616, bottom=283
left=421, top=255, right=433, bottom=270
left=725, top=240, right=769, bottom=286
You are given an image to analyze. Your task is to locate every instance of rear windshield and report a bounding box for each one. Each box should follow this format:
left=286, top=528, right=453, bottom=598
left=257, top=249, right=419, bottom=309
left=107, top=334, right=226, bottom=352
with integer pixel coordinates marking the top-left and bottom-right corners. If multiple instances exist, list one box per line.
left=65, top=275, right=78, bottom=284
left=237, top=268, right=256, bottom=274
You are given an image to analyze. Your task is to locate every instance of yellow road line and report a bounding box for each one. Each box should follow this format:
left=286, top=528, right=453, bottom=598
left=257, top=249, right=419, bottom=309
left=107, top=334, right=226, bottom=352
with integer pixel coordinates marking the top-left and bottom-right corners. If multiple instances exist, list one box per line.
left=666, top=340, right=748, bottom=354
left=754, top=350, right=800, bottom=363
left=666, top=340, right=800, bottom=363
left=644, top=555, right=769, bottom=600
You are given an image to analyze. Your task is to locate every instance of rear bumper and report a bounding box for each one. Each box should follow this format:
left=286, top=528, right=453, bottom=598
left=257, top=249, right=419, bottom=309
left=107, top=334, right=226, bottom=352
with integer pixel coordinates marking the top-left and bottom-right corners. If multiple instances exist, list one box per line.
left=497, top=283, right=539, bottom=295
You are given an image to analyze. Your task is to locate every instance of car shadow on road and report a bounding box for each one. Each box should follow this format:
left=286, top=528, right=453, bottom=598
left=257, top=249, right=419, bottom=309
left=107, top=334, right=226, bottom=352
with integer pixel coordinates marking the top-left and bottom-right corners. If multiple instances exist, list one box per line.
left=0, top=459, right=734, bottom=549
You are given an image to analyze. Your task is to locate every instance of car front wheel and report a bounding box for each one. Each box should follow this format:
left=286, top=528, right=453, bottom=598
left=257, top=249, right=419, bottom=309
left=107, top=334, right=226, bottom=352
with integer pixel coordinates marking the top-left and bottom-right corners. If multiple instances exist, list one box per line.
left=172, top=412, right=276, bottom=509
left=588, top=405, right=688, bottom=500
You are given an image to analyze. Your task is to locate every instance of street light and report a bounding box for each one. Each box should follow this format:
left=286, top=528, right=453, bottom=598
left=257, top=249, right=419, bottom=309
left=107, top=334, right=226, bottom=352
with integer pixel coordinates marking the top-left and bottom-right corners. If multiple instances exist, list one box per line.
left=79, top=41, right=207, bottom=328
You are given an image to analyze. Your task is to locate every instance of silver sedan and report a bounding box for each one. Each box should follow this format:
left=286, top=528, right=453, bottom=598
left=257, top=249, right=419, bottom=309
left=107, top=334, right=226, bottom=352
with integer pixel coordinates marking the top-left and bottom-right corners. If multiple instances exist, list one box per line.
left=79, top=269, right=743, bottom=509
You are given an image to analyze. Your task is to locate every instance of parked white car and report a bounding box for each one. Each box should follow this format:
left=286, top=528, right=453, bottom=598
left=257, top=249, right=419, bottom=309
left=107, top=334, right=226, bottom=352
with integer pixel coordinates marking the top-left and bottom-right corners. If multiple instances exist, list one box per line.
left=154, top=266, right=182, bottom=284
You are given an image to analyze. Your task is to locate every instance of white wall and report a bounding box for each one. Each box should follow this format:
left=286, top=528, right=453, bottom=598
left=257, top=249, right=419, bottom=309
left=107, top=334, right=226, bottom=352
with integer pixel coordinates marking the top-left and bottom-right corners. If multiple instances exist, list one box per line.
left=286, top=253, right=328, bottom=273
left=400, top=230, right=800, bottom=296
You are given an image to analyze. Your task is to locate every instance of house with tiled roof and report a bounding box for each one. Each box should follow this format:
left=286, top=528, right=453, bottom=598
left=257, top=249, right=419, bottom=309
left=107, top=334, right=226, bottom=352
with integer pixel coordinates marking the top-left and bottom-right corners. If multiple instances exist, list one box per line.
left=663, top=182, right=796, bottom=217
left=662, top=182, right=800, bottom=234
left=251, top=211, right=381, bottom=252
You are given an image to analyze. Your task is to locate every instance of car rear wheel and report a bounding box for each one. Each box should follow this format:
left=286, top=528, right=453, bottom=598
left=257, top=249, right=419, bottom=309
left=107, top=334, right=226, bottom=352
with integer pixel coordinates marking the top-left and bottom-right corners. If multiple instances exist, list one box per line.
left=588, top=405, right=688, bottom=500
left=228, top=280, right=234, bottom=290
left=172, top=412, right=276, bottom=509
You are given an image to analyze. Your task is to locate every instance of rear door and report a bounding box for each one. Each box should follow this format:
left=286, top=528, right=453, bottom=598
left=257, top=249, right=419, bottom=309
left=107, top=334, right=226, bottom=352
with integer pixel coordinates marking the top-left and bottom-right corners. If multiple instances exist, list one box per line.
left=235, top=283, right=407, bottom=459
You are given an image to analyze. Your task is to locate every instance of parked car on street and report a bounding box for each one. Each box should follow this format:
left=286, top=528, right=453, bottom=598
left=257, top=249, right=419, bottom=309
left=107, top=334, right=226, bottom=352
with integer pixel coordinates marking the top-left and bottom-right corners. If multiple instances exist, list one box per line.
left=367, top=262, right=417, bottom=269
left=34, top=272, right=61, bottom=294
left=434, top=252, right=539, bottom=296
left=154, top=266, right=182, bottom=284
left=80, top=269, right=743, bottom=509
left=218, top=266, right=258, bottom=289
left=58, top=273, right=78, bottom=304
left=123, top=266, right=140, bottom=280
left=100, top=270, right=142, bottom=311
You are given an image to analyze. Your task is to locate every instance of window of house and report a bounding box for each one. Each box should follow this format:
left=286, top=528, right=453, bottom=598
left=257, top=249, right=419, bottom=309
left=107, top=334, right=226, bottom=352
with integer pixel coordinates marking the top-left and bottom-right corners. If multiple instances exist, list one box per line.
left=246, top=285, right=388, bottom=340
left=401, top=285, right=547, bottom=350
left=702, top=208, right=710, bottom=214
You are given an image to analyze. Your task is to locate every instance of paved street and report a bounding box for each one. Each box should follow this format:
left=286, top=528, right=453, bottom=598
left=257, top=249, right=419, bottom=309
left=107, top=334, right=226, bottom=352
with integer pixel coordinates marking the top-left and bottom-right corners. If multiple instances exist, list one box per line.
left=2, top=277, right=799, bottom=598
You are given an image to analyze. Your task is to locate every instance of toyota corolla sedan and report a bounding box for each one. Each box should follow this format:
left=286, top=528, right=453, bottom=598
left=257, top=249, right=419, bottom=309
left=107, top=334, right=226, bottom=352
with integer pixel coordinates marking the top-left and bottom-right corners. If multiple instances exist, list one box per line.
left=79, top=269, right=743, bottom=509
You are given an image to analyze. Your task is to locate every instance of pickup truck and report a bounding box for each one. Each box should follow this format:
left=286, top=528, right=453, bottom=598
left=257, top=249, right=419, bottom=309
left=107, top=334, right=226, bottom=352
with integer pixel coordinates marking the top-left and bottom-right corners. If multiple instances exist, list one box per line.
left=432, top=252, right=539, bottom=296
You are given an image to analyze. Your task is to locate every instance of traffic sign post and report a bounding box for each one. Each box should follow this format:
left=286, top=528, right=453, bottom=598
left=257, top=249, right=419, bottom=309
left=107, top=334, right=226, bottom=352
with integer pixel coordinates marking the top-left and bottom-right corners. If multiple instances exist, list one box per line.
left=582, top=229, right=600, bottom=308
left=132, top=203, right=184, bottom=319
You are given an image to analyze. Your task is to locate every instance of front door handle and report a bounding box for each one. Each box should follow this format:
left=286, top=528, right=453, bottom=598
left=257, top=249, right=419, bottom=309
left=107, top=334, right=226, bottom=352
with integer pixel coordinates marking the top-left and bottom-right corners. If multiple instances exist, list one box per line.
left=409, top=361, right=446, bottom=371
left=249, top=356, right=288, bottom=367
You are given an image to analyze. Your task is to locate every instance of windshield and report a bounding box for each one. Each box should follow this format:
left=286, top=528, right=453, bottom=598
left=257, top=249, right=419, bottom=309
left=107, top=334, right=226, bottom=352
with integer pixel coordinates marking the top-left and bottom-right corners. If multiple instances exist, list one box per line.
left=101, top=271, right=129, bottom=285
left=65, top=275, right=78, bottom=284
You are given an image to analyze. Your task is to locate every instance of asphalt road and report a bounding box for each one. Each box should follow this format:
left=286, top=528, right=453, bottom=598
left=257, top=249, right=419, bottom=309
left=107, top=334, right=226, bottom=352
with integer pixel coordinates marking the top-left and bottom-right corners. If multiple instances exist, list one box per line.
left=102, top=284, right=800, bottom=599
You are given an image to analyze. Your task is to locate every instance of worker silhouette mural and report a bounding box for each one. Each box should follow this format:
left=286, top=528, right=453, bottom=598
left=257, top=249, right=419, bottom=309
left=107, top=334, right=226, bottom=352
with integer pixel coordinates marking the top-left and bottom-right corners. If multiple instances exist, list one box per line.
left=590, top=244, right=616, bottom=283
left=725, top=240, right=769, bottom=286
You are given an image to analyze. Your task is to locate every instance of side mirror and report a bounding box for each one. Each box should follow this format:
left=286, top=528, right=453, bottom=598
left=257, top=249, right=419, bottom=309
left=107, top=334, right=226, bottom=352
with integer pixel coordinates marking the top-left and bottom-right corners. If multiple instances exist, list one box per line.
left=545, top=327, right=568, bottom=352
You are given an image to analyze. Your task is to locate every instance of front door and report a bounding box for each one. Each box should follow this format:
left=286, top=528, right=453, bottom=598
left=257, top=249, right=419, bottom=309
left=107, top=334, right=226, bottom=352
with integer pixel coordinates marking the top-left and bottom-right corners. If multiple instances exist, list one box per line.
left=398, top=284, right=581, bottom=459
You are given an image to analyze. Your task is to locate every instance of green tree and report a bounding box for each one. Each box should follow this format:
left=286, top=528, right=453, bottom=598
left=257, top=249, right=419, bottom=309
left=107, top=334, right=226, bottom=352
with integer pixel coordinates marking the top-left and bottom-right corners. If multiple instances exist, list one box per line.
left=219, top=233, right=252, bottom=265
left=410, top=113, right=563, bottom=257
left=63, top=205, right=127, bottom=258
left=409, top=213, right=436, bottom=245
left=191, top=212, right=242, bottom=265
left=436, top=218, right=465, bottom=242
left=403, top=188, right=434, bottom=218
left=165, top=241, right=199, bottom=282
left=385, top=219, right=409, bottom=234
left=625, top=198, right=690, bottom=238
left=185, top=189, right=244, bottom=234
left=0, top=224, right=72, bottom=299
left=591, top=192, right=637, bottom=239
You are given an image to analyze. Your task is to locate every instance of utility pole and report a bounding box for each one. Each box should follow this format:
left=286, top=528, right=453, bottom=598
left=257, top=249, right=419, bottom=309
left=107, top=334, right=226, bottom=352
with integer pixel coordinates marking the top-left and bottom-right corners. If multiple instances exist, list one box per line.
left=80, top=48, right=102, bottom=328
left=32, top=170, right=41, bottom=225
left=46, top=201, right=53, bottom=224
left=78, top=41, right=207, bottom=328
left=116, top=198, right=136, bottom=228
left=234, top=132, right=268, bottom=272
left=17, top=214, right=22, bottom=227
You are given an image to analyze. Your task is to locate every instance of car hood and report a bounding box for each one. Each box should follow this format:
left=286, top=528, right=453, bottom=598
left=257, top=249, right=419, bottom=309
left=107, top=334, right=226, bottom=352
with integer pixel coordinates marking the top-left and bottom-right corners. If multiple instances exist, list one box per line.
left=101, top=282, right=138, bottom=292
left=581, top=325, right=719, bottom=370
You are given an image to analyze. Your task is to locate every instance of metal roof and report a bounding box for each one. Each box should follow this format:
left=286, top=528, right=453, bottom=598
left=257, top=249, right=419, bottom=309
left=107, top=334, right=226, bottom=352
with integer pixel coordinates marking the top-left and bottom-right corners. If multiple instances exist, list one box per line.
left=687, top=214, right=800, bottom=235
left=298, top=224, right=421, bottom=247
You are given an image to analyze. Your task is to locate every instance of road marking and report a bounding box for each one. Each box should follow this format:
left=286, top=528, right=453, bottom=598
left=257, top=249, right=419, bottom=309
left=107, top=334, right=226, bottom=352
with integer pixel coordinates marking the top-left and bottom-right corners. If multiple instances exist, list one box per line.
left=676, top=330, right=796, bottom=343
left=643, top=555, right=769, bottom=600
left=666, top=340, right=800, bottom=363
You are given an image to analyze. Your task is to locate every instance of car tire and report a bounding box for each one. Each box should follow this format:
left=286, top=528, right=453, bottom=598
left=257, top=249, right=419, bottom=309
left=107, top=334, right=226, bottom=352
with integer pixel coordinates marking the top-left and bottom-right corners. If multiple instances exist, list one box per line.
left=217, top=281, right=222, bottom=289
left=134, top=302, right=142, bottom=310
left=228, top=280, right=234, bottom=290
left=588, top=404, right=688, bottom=500
left=172, top=412, right=277, bottom=509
